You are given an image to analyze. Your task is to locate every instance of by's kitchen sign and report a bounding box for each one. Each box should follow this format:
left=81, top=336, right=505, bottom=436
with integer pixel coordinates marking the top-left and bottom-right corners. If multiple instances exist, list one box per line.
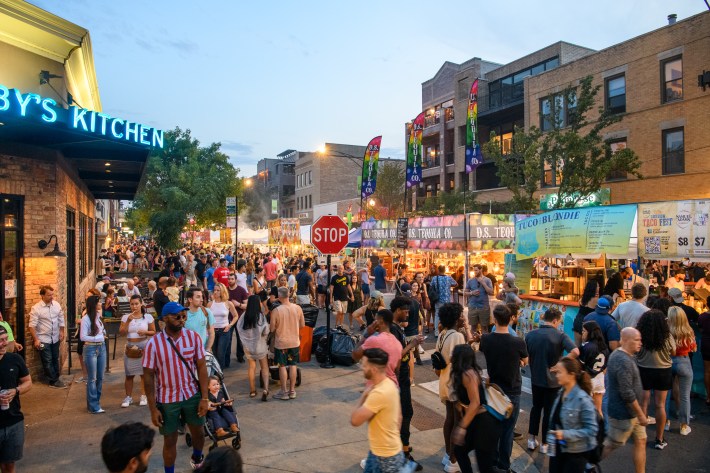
left=0, top=84, right=164, bottom=148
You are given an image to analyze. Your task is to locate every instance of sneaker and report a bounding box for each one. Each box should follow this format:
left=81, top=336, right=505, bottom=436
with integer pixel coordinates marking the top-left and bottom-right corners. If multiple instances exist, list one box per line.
left=680, top=424, right=692, bottom=436
left=444, top=460, right=461, bottom=473
left=527, top=438, right=539, bottom=450
left=404, top=452, right=423, bottom=471
left=664, top=420, right=670, bottom=432
left=139, top=395, right=148, bottom=406
left=273, top=391, right=290, bottom=401
left=75, top=377, right=85, bottom=383
left=121, top=396, right=133, bottom=408
left=418, top=346, right=425, bottom=354
left=50, top=380, right=68, bottom=389
left=540, top=444, right=548, bottom=454
left=360, top=458, right=366, bottom=470
left=190, top=454, right=204, bottom=469
left=654, top=438, right=668, bottom=450
left=441, top=453, right=449, bottom=466
left=288, top=390, right=297, bottom=399
left=647, top=416, right=656, bottom=425
left=90, top=408, right=106, bottom=414
left=514, top=431, right=524, bottom=440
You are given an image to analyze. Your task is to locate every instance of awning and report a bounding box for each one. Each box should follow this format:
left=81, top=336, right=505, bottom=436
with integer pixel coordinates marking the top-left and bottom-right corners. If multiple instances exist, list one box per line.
left=347, top=227, right=361, bottom=248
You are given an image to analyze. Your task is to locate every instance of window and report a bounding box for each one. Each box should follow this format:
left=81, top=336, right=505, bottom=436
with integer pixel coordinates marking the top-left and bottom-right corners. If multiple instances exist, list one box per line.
left=488, top=57, right=559, bottom=109
left=79, top=213, right=87, bottom=280
left=605, top=75, right=626, bottom=114
left=88, top=217, right=94, bottom=273
left=662, top=128, right=684, bottom=175
left=542, top=159, right=564, bottom=187
left=458, top=125, right=467, bottom=146
left=606, top=139, right=628, bottom=181
left=308, top=171, right=312, bottom=184
left=662, top=57, right=683, bottom=103
left=540, top=91, right=577, bottom=131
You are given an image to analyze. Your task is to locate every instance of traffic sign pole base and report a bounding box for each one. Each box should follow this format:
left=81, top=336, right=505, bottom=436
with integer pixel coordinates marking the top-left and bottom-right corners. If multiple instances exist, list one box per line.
left=320, top=362, right=335, bottom=369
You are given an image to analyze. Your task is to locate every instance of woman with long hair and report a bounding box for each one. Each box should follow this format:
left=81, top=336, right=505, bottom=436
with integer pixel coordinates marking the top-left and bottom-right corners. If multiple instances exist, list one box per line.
left=80, top=295, right=106, bottom=413
left=636, top=309, right=676, bottom=450
left=252, top=267, right=269, bottom=306
left=579, top=321, right=609, bottom=416
left=245, top=259, right=255, bottom=288
left=208, top=283, right=240, bottom=370
left=450, top=343, right=501, bottom=473
left=236, top=295, right=270, bottom=400
left=547, top=357, right=598, bottom=473
left=351, top=291, right=385, bottom=330
left=573, top=281, right=599, bottom=346
left=666, top=306, right=696, bottom=435
left=118, top=295, right=155, bottom=408
left=347, top=274, right=364, bottom=331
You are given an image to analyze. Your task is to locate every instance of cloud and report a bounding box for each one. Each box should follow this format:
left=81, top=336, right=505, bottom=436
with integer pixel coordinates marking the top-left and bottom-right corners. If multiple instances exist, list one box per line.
left=220, top=140, right=254, bottom=156
left=166, top=39, right=199, bottom=55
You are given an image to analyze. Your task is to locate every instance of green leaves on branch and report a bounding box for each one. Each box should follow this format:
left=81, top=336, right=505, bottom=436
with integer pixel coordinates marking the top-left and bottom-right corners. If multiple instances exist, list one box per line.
left=124, top=128, right=240, bottom=249
left=370, top=162, right=406, bottom=219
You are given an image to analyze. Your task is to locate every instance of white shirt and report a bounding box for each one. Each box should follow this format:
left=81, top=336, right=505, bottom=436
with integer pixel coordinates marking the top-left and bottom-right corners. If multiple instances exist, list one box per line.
left=121, top=312, right=154, bottom=339
left=126, top=286, right=141, bottom=297
left=666, top=277, right=686, bottom=292
left=29, top=300, right=65, bottom=344
left=612, top=300, right=648, bottom=329
left=80, top=313, right=105, bottom=342
left=288, top=274, right=297, bottom=289
left=236, top=272, right=248, bottom=291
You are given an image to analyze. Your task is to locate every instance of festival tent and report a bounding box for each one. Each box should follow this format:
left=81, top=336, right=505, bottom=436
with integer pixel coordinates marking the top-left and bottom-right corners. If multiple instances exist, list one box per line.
left=346, top=228, right=361, bottom=248
left=239, top=228, right=268, bottom=243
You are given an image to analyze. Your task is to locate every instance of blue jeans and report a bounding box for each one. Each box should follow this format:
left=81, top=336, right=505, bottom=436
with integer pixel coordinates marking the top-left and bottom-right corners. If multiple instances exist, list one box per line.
left=39, top=341, right=61, bottom=384
left=213, top=327, right=232, bottom=369
left=497, top=393, right=520, bottom=471
left=434, top=302, right=445, bottom=336
left=666, top=356, right=693, bottom=424
left=84, top=343, right=106, bottom=412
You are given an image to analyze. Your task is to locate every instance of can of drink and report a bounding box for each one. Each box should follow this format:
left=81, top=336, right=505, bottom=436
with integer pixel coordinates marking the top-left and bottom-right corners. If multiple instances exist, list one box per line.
left=0, top=390, right=10, bottom=410
left=38, top=343, right=45, bottom=351
left=546, top=431, right=557, bottom=457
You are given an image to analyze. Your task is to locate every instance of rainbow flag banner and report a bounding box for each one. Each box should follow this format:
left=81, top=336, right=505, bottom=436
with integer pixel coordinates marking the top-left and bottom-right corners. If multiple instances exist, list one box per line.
left=406, top=112, right=425, bottom=188
left=361, top=135, right=382, bottom=199
left=465, top=79, right=481, bottom=173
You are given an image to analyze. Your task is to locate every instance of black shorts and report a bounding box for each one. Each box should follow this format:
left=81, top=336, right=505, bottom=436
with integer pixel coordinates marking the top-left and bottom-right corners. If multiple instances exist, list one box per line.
left=638, top=366, right=672, bottom=391
left=317, top=284, right=326, bottom=295
left=701, top=348, right=710, bottom=362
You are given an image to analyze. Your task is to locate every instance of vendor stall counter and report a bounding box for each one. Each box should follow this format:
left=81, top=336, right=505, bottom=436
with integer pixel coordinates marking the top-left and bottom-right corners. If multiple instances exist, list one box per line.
left=516, top=294, right=579, bottom=340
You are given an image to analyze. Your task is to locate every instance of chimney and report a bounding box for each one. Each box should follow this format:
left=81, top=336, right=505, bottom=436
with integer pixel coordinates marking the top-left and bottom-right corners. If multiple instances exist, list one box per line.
left=668, top=14, right=677, bottom=25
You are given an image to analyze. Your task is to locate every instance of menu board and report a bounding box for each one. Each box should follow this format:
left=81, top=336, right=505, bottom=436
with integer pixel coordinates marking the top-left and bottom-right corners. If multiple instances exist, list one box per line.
left=638, top=200, right=710, bottom=258
left=396, top=218, right=408, bottom=249
left=515, top=205, right=636, bottom=260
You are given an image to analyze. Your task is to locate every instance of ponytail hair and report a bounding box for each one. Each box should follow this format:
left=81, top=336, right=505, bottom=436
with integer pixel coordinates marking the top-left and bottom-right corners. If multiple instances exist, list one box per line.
left=559, top=356, right=592, bottom=395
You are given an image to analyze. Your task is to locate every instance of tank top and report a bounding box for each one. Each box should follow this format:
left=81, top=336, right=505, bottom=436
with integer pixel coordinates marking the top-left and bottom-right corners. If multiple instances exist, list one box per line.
left=211, top=302, right=230, bottom=328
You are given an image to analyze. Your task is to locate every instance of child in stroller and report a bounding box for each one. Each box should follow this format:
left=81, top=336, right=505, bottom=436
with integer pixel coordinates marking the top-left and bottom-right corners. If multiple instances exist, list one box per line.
left=207, top=375, right=239, bottom=437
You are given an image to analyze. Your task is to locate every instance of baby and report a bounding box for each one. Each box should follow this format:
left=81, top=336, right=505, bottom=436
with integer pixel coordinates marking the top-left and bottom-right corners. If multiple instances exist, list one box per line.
left=165, top=276, right=180, bottom=302
left=206, top=376, right=238, bottom=436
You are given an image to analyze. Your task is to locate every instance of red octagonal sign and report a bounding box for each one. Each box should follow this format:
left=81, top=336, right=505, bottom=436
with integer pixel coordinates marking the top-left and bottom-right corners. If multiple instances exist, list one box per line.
left=311, top=215, right=349, bottom=255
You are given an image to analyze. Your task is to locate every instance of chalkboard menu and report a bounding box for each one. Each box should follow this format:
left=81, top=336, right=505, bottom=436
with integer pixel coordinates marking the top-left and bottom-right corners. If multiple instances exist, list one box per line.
left=396, top=218, right=408, bottom=249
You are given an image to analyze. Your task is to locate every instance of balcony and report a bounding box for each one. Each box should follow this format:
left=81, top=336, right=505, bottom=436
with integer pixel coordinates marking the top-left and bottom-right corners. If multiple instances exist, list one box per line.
left=445, top=152, right=455, bottom=165
left=422, top=157, right=440, bottom=169
left=445, top=108, right=454, bottom=122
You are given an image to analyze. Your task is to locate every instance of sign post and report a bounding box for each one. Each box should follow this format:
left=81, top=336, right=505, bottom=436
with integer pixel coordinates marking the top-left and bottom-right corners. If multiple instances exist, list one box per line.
left=226, top=197, right=237, bottom=253
left=311, top=215, right=349, bottom=369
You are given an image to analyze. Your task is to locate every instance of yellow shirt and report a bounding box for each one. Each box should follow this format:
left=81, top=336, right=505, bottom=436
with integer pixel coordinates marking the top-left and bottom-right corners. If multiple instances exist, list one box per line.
left=363, top=377, right=402, bottom=457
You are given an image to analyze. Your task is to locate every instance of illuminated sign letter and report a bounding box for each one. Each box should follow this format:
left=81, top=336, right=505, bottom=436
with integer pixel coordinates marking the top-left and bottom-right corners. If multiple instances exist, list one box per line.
left=97, top=113, right=111, bottom=135
left=152, top=129, right=164, bottom=148
left=110, top=118, right=124, bottom=139
left=41, top=98, right=57, bottom=123
left=72, top=106, right=89, bottom=131
left=14, top=90, right=38, bottom=117
left=139, top=125, right=150, bottom=145
left=124, top=121, right=139, bottom=143
left=0, top=85, right=9, bottom=111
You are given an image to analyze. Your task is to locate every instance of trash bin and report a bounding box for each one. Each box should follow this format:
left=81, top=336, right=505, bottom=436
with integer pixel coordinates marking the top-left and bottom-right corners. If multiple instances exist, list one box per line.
left=299, top=326, right=314, bottom=362
left=300, top=304, right=319, bottom=328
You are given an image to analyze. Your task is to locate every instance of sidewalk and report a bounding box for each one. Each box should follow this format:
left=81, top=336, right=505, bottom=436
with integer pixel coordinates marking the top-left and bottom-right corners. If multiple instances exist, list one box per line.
left=19, top=335, right=539, bottom=473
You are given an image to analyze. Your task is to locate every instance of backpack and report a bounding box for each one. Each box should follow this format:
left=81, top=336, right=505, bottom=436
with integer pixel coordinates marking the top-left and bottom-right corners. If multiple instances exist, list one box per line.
left=428, top=276, right=440, bottom=305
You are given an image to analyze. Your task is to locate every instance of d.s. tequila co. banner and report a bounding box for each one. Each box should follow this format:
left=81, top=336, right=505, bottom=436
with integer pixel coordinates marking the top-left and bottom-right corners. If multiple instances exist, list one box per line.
left=468, top=213, right=518, bottom=252
left=361, top=136, right=382, bottom=199
left=406, top=113, right=424, bottom=188
left=638, top=200, right=710, bottom=258
left=515, top=205, right=636, bottom=260
left=407, top=215, right=466, bottom=251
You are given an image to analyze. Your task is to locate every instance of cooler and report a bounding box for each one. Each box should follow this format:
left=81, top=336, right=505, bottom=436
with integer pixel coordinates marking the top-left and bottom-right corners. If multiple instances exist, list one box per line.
left=299, top=326, right=313, bottom=362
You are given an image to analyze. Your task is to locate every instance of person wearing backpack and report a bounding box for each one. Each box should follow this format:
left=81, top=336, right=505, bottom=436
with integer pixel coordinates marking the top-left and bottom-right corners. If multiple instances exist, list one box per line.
left=430, top=265, right=458, bottom=336
left=184, top=287, right=216, bottom=352
left=547, top=357, right=599, bottom=473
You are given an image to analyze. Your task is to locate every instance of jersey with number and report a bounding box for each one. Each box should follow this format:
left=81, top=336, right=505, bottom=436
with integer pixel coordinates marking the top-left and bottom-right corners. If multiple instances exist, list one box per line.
left=579, top=340, right=609, bottom=377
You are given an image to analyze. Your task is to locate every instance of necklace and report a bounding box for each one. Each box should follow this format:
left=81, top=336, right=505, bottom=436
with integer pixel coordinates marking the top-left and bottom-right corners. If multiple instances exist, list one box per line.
left=129, top=312, right=143, bottom=320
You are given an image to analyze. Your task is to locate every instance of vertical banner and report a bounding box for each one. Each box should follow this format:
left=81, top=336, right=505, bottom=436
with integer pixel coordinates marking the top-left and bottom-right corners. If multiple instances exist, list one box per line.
left=465, top=79, right=481, bottom=173
left=226, top=196, right=237, bottom=228
left=406, top=112, right=425, bottom=188
left=361, top=135, right=382, bottom=199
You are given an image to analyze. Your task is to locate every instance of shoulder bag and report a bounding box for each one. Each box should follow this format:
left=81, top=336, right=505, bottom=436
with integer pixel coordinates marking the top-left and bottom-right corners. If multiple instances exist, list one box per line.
left=482, top=377, right=514, bottom=421
left=431, top=330, right=454, bottom=370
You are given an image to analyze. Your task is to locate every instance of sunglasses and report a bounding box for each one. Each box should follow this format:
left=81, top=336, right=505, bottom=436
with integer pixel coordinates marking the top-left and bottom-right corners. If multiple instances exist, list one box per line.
left=167, top=313, right=187, bottom=320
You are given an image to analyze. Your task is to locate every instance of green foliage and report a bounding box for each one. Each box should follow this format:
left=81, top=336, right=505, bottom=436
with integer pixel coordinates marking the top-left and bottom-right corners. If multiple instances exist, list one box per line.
left=370, top=162, right=406, bottom=219
left=414, top=189, right=477, bottom=216
left=125, top=128, right=240, bottom=248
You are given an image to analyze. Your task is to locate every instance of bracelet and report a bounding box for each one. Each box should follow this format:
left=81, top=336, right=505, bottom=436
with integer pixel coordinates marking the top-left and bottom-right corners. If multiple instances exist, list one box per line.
left=201, top=398, right=209, bottom=401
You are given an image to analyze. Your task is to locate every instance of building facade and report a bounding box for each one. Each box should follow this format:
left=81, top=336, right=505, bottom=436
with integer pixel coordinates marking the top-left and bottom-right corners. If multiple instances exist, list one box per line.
left=254, top=150, right=296, bottom=219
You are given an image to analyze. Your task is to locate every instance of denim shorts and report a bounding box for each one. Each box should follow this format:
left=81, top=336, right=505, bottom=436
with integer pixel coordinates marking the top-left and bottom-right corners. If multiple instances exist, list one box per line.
left=0, top=421, right=24, bottom=463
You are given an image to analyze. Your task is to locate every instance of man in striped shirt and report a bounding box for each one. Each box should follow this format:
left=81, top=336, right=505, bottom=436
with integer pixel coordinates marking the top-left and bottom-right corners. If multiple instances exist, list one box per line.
left=143, top=302, right=210, bottom=472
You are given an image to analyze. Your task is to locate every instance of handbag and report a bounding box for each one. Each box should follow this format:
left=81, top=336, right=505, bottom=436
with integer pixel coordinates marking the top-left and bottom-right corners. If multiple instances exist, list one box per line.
left=431, top=331, right=453, bottom=371
left=482, top=378, right=514, bottom=421
left=125, top=344, right=143, bottom=359
left=166, top=336, right=200, bottom=389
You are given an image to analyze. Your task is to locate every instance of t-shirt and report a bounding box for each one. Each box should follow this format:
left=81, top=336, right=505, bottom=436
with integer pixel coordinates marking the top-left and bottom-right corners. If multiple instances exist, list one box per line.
left=466, top=277, right=492, bottom=309
left=330, top=274, right=349, bottom=301
left=437, top=328, right=466, bottom=401
left=373, top=264, right=387, bottom=291
left=296, top=270, right=312, bottom=295
left=579, top=340, right=609, bottom=377
left=573, top=306, right=595, bottom=335
left=430, top=275, right=456, bottom=304
left=153, top=290, right=170, bottom=320
left=205, top=267, right=217, bottom=291
left=195, top=261, right=207, bottom=280
left=699, top=312, right=710, bottom=351
left=607, top=349, right=643, bottom=420
left=184, top=307, right=215, bottom=348
left=673, top=302, right=700, bottom=328
left=480, top=332, right=528, bottom=396
left=583, top=310, right=621, bottom=345
left=214, top=267, right=230, bottom=287
left=612, top=300, right=648, bottom=329
left=637, top=336, right=676, bottom=369
left=0, top=353, right=30, bottom=427
left=524, top=325, right=576, bottom=388
left=362, top=332, right=402, bottom=386
left=390, top=323, right=410, bottom=382
left=264, top=261, right=278, bottom=281
left=121, top=313, right=155, bottom=339
left=227, top=285, right=249, bottom=317
left=363, top=377, right=402, bottom=457
left=602, top=272, right=624, bottom=297
left=404, top=298, right=420, bottom=337
left=235, top=272, right=248, bottom=291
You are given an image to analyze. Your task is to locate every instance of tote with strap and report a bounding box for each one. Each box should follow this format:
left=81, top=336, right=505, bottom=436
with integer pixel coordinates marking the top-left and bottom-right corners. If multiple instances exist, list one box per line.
left=166, top=336, right=200, bottom=389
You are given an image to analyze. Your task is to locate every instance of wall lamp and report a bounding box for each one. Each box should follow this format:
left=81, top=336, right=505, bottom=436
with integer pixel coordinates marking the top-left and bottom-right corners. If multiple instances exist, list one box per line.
left=38, top=235, right=67, bottom=257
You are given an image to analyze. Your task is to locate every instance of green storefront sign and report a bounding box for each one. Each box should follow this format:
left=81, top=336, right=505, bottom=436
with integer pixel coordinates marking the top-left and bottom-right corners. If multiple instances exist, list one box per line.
left=539, top=188, right=610, bottom=210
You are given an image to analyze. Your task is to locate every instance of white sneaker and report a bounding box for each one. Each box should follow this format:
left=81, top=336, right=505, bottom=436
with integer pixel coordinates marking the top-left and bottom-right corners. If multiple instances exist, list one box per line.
left=680, top=424, right=692, bottom=436
left=647, top=416, right=656, bottom=425
left=527, top=438, right=539, bottom=450
left=444, top=460, right=461, bottom=473
left=540, top=443, right=549, bottom=454
left=418, top=346, right=425, bottom=354
left=139, top=395, right=148, bottom=406
left=441, top=453, right=449, bottom=466
left=664, top=420, right=671, bottom=432
left=120, top=396, right=132, bottom=408
left=360, top=458, right=366, bottom=470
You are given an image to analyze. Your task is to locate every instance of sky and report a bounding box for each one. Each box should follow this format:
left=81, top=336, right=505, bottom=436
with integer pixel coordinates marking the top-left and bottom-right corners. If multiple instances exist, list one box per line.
left=29, top=0, right=709, bottom=177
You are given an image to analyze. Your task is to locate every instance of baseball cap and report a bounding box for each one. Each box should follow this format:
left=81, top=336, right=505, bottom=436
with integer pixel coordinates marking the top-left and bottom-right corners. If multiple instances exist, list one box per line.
left=102, top=276, right=111, bottom=281
left=596, top=296, right=612, bottom=310
left=400, top=283, right=412, bottom=295
left=668, top=287, right=684, bottom=303
left=161, top=301, right=187, bottom=319
left=0, top=325, right=7, bottom=337
left=370, top=290, right=383, bottom=300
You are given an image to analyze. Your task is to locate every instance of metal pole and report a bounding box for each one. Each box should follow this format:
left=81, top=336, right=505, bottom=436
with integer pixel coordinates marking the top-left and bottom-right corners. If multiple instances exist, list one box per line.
left=321, top=254, right=335, bottom=369
left=464, top=184, right=469, bottom=305
left=235, top=196, right=239, bottom=256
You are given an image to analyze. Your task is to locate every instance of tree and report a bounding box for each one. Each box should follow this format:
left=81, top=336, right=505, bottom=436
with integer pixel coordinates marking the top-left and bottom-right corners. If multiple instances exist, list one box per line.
left=414, top=189, right=477, bottom=216
left=483, top=75, right=642, bottom=211
left=370, top=162, right=406, bottom=219
left=125, top=128, right=240, bottom=248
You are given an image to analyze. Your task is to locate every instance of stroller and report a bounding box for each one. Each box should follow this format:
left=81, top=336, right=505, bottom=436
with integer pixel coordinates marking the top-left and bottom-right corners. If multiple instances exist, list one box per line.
left=185, top=351, right=241, bottom=451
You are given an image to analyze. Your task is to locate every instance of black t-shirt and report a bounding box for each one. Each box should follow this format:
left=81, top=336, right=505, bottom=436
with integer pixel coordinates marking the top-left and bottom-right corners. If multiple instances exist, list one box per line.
left=195, top=261, right=207, bottom=280
left=330, top=274, right=349, bottom=301
left=296, top=270, right=312, bottom=295
left=524, top=325, right=576, bottom=388
left=0, top=353, right=29, bottom=427
left=579, top=340, right=609, bottom=377
left=573, top=305, right=595, bottom=335
left=404, top=298, right=420, bottom=337
left=153, top=289, right=170, bottom=319
left=602, top=272, right=624, bottom=297
left=480, top=332, right=528, bottom=396
left=390, top=324, right=410, bottom=381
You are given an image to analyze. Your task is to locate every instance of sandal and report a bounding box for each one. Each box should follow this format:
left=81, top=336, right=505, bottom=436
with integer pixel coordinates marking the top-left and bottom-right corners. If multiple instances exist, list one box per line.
left=262, top=390, right=269, bottom=402
left=250, top=391, right=257, bottom=398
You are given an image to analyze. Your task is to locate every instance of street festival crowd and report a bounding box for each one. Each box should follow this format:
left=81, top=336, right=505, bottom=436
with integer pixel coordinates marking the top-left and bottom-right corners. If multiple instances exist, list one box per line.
left=1, top=239, right=710, bottom=473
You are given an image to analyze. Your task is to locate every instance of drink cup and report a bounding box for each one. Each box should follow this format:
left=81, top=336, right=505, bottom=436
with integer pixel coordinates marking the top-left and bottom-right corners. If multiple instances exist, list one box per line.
left=0, top=390, right=10, bottom=410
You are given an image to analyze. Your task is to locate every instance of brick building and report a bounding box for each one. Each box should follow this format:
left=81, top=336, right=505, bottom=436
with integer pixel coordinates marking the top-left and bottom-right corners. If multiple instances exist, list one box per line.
left=525, top=11, right=710, bottom=205
left=0, top=1, right=159, bottom=375
left=254, top=150, right=297, bottom=219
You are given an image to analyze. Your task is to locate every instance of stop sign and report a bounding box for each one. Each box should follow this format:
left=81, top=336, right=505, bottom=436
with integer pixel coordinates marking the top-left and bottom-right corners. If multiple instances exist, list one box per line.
left=311, top=215, right=349, bottom=255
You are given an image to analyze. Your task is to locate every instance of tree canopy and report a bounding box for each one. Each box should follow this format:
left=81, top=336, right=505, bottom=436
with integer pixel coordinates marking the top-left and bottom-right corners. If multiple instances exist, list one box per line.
left=369, top=162, right=406, bottom=219
left=125, top=128, right=240, bottom=248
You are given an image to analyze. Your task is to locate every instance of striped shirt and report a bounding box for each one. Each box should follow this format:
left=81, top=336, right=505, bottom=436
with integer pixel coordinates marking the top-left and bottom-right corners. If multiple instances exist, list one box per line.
left=143, top=329, right=204, bottom=404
